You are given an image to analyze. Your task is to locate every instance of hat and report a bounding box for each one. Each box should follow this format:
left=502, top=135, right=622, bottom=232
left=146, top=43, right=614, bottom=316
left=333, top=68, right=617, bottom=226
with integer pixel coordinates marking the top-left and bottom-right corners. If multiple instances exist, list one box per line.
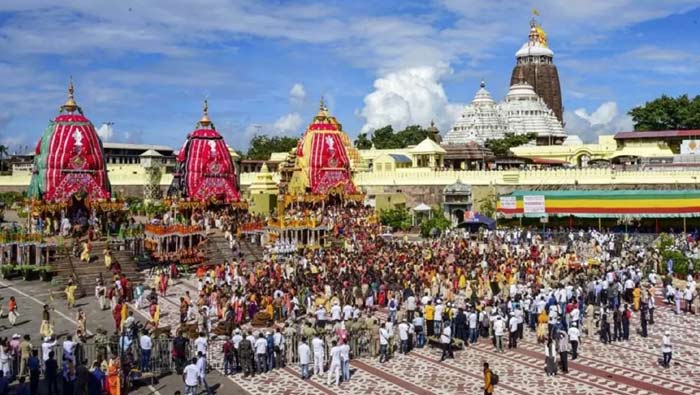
left=234, top=328, right=241, bottom=334
left=44, top=337, right=52, bottom=342
left=665, top=330, right=670, bottom=336
left=12, top=334, right=19, bottom=339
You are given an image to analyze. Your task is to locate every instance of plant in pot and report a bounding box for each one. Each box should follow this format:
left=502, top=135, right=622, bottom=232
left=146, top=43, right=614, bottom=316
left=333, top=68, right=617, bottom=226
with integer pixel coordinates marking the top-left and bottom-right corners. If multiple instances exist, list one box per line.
left=38, top=265, right=55, bottom=282
left=0, top=265, right=17, bottom=279
left=17, top=265, right=38, bottom=281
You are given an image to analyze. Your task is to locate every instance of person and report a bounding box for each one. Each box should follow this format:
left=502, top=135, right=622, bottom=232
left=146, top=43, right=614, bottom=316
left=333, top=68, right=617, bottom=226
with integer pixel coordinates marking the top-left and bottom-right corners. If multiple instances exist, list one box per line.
left=222, top=337, right=235, bottom=375
left=312, top=335, right=325, bottom=375
left=661, top=330, right=672, bottom=368
left=44, top=351, right=59, bottom=395
left=508, top=313, right=518, bottom=349
left=398, top=319, right=409, bottom=354
left=19, top=334, right=32, bottom=378
left=238, top=333, right=254, bottom=377
left=254, top=333, right=268, bottom=374
left=194, top=332, right=208, bottom=357
left=483, top=362, right=494, bottom=395
left=40, top=305, right=53, bottom=339
left=80, top=241, right=91, bottom=263
left=65, top=281, right=77, bottom=310
left=183, top=358, right=199, bottom=395
left=273, top=328, right=285, bottom=369
left=89, top=361, right=105, bottom=395
left=440, top=320, right=453, bottom=361
left=493, top=316, right=505, bottom=353
left=298, top=337, right=311, bottom=380
left=16, top=377, right=29, bottom=395
left=340, top=340, right=350, bottom=383
left=172, top=332, right=189, bottom=374
left=8, top=296, right=18, bottom=326
left=196, top=351, right=212, bottom=395
left=545, top=338, right=557, bottom=376
left=106, top=354, right=121, bottom=395
left=378, top=322, right=390, bottom=363
left=139, top=330, right=153, bottom=372
left=558, top=329, right=569, bottom=373
left=327, top=340, right=341, bottom=387
left=95, top=278, right=107, bottom=310
left=568, top=324, right=580, bottom=360
left=27, top=350, right=40, bottom=395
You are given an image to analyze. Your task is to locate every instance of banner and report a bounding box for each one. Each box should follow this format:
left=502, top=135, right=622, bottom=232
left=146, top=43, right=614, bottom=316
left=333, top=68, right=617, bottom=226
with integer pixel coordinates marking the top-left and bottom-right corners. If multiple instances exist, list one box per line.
left=523, top=195, right=546, bottom=214
left=499, top=196, right=516, bottom=210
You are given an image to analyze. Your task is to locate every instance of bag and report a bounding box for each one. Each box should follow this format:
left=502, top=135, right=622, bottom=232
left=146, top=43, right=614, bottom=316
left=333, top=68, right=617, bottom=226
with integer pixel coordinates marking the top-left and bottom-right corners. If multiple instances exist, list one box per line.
left=491, top=371, right=499, bottom=385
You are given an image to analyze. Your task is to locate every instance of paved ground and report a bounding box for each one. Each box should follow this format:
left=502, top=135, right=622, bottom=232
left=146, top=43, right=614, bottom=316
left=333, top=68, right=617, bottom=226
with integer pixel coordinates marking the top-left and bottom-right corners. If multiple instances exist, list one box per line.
left=1, top=275, right=699, bottom=395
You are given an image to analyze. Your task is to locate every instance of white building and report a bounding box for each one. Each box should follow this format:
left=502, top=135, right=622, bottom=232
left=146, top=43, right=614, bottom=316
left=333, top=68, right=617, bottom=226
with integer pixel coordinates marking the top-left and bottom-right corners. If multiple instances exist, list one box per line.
left=444, top=80, right=566, bottom=146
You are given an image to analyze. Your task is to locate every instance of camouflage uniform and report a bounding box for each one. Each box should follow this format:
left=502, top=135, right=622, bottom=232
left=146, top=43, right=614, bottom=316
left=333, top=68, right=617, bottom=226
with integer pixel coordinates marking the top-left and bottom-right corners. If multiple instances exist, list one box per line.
left=238, top=338, right=255, bottom=377
left=284, top=325, right=297, bottom=364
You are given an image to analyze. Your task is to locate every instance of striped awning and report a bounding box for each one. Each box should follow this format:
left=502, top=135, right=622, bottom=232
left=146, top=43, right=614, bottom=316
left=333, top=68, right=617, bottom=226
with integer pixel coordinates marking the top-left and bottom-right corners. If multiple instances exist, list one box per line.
left=497, top=190, right=700, bottom=218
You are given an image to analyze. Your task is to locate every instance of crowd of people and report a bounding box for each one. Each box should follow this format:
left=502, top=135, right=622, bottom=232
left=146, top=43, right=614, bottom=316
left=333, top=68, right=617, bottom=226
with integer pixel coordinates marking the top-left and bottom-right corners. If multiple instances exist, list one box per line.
left=2, top=200, right=699, bottom=395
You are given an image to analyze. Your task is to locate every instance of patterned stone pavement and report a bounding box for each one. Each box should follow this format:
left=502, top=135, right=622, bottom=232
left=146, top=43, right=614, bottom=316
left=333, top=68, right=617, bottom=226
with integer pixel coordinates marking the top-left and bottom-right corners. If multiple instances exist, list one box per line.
left=148, top=274, right=700, bottom=395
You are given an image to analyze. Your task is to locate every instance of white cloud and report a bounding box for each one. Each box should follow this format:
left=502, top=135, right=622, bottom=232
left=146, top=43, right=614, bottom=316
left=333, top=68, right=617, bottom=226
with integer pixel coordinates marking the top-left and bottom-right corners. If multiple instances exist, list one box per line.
left=272, top=112, right=303, bottom=135
left=573, top=101, right=619, bottom=126
left=359, top=64, right=464, bottom=135
left=565, top=102, right=634, bottom=142
left=289, top=83, right=306, bottom=107
left=95, top=122, right=114, bottom=141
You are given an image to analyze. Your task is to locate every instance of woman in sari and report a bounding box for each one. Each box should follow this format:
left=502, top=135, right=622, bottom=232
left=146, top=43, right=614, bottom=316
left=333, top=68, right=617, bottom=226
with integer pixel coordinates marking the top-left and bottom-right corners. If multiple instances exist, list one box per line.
left=106, top=355, right=121, bottom=395
left=76, top=309, right=87, bottom=341
left=536, top=310, right=548, bottom=343
left=65, top=281, right=77, bottom=310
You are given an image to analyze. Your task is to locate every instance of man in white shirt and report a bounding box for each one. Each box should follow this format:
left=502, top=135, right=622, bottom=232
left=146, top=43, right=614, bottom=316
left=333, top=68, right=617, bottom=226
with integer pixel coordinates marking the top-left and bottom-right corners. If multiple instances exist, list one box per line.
left=378, top=323, right=390, bottom=363
left=398, top=319, right=409, bottom=354
left=508, top=314, right=518, bottom=349
left=434, top=302, right=444, bottom=334
left=196, top=352, right=212, bottom=395
left=493, top=316, right=505, bottom=353
left=311, top=335, right=325, bottom=375
left=661, top=330, right=672, bottom=368
left=62, top=336, right=76, bottom=363
left=273, top=328, right=285, bottom=368
left=298, top=337, right=311, bottom=379
left=439, top=322, right=453, bottom=361
left=330, top=302, right=342, bottom=322
left=183, top=358, right=199, bottom=395
left=315, top=306, right=326, bottom=327
left=468, top=310, right=478, bottom=344
left=327, top=340, right=341, bottom=386
left=406, top=295, right=417, bottom=321
left=568, top=324, right=580, bottom=360
left=342, top=304, right=353, bottom=321
left=194, top=332, right=208, bottom=356
left=254, top=334, right=268, bottom=374
left=340, top=340, right=351, bottom=382
left=139, top=330, right=153, bottom=372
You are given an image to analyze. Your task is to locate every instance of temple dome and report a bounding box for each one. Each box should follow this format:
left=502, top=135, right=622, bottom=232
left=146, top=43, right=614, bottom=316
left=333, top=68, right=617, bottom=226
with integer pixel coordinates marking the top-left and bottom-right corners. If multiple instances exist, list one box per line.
left=515, top=22, right=554, bottom=58
left=28, top=80, right=111, bottom=202
left=168, top=100, right=240, bottom=203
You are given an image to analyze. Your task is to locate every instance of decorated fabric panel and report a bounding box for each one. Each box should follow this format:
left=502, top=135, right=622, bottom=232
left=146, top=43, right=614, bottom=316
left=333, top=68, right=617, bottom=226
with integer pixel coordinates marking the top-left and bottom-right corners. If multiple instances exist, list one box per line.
left=307, top=132, right=355, bottom=194
left=40, top=118, right=110, bottom=202
left=183, top=136, right=240, bottom=202
left=296, top=133, right=306, bottom=158
left=27, top=122, right=56, bottom=199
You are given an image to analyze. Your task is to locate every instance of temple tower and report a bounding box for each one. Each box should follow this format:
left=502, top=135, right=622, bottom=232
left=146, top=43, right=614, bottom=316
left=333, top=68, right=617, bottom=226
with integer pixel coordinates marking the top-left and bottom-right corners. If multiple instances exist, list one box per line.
left=509, top=17, right=563, bottom=124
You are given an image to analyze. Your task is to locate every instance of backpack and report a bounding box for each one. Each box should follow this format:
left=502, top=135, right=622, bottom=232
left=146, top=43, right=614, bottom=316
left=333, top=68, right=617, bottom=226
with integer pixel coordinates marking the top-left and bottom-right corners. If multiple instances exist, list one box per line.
left=491, top=371, right=499, bottom=385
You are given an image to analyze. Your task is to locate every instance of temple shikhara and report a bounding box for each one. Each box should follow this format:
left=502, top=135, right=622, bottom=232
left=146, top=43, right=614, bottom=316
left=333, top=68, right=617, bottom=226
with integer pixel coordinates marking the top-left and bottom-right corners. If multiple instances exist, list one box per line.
left=168, top=100, right=241, bottom=203
left=28, top=80, right=111, bottom=203
left=285, top=99, right=358, bottom=197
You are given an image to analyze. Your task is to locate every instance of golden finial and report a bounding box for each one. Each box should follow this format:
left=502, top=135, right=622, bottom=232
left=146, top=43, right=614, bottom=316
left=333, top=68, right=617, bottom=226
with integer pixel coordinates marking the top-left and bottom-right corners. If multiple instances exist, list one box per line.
left=199, top=99, right=212, bottom=127
left=61, top=76, right=78, bottom=112
left=316, top=96, right=329, bottom=117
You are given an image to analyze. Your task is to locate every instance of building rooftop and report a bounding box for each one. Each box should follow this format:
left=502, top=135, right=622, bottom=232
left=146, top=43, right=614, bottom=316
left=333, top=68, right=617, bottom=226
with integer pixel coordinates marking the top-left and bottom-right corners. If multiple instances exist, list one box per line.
left=387, top=154, right=412, bottom=164
left=614, top=130, right=700, bottom=140
left=103, top=142, right=174, bottom=151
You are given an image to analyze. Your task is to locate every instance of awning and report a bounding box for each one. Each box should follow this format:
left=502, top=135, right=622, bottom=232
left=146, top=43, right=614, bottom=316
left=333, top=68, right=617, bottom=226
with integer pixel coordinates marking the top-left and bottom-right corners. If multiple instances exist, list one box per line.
left=496, top=190, right=700, bottom=218
left=464, top=213, right=496, bottom=229
left=413, top=203, right=432, bottom=212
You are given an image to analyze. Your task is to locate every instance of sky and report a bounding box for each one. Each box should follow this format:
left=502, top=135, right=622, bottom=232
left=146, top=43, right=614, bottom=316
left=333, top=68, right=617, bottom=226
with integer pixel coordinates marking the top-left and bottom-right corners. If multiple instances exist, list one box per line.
left=0, top=0, right=699, bottom=153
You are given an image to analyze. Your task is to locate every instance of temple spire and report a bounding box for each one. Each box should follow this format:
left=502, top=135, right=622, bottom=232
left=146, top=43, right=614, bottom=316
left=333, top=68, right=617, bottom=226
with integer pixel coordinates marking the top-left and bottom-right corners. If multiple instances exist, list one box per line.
left=61, top=77, right=79, bottom=113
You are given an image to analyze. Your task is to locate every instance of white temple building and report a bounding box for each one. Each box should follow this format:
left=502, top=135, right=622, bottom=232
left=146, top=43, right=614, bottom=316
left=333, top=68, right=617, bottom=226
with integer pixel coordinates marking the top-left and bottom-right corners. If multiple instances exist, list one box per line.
left=444, top=80, right=566, bottom=146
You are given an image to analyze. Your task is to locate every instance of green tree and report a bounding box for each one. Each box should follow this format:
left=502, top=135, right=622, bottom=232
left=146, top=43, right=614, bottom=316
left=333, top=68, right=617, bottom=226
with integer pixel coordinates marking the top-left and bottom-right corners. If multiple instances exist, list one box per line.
left=371, top=126, right=401, bottom=149
left=246, top=135, right=299, bottom=160
left=379, top=207, right=412, bottom=231
left=354, top=133, right=372, bottom=149
left=396, top=125, right=429, bottom=147
left=419, top=208, right=451, bottom=238
left=629, top=94, right=700, bottom=131
left=484, top=132, right=537, bottom=157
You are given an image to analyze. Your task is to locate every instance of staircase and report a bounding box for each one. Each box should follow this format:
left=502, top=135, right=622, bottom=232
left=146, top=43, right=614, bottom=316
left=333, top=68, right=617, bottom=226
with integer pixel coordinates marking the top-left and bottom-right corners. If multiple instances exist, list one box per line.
left=53, top=239, right=144, bottom=298
left=200, top=232, right=237, bottom=265
left=239, top=237, right=264, bottom=261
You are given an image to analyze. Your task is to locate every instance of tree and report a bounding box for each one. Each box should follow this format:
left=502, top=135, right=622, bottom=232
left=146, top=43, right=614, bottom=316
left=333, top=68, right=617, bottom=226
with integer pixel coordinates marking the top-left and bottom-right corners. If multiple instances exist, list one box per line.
left=354, top=133, right=372, bottom=149
left=629, top=94, right=700, bottom=131
left=245, top=135, right=299, bottom=160
left=379, top=207, right=412, bottom=231
left=484, top=133, right=537, bottom=157
left=0, top=145, right=7, bottom=172
left=419, top=209, right=451, bottom=238
left=367, top=125, right=431, bottom=149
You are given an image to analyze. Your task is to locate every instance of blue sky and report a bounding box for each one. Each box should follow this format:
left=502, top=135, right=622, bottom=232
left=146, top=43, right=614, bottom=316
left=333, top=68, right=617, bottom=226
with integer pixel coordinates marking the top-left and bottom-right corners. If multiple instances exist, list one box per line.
left=0, top=0, right=699, bottom=152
